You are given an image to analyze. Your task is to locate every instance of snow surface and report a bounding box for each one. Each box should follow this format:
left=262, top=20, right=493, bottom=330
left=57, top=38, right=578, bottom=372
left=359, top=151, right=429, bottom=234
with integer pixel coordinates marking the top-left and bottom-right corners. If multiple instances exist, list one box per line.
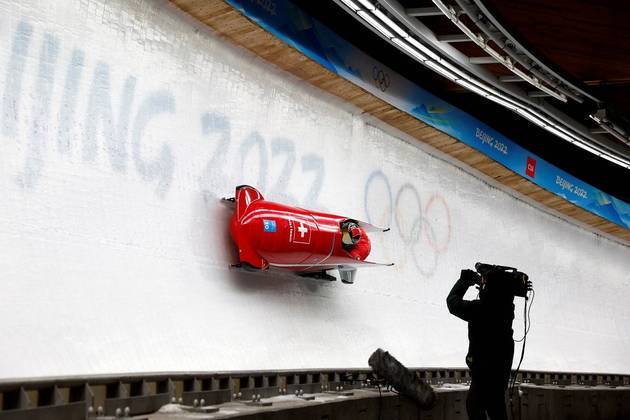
left=0, top=0, right=628, bottom=379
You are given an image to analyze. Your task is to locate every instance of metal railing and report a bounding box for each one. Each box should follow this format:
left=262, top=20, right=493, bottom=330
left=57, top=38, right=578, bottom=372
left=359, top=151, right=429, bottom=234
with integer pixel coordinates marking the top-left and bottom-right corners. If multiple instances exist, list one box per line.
left=0, top=367, right=628, bottom=419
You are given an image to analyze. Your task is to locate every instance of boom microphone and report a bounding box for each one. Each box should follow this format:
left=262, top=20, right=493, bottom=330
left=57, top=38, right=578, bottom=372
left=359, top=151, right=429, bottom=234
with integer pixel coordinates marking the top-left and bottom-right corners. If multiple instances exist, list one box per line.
left=368, top=348, right=436, bottom=409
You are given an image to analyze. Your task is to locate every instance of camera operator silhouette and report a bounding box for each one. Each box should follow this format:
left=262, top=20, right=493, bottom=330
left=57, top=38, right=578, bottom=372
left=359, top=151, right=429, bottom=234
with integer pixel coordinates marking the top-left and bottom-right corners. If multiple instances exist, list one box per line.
left=447, top=264, right=523, bottom=420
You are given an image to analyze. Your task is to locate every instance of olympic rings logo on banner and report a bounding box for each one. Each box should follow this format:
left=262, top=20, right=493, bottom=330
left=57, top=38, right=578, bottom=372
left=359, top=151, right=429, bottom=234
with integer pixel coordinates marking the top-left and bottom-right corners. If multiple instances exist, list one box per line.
left=364, top=170, right=452, bottom=277
left=372, top=66, right=391, bottom=92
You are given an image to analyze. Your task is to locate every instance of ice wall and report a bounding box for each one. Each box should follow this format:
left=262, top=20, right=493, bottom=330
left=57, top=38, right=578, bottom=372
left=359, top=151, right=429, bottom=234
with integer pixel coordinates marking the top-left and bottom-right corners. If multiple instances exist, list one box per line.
left=1, top=0, right=628, bottom=379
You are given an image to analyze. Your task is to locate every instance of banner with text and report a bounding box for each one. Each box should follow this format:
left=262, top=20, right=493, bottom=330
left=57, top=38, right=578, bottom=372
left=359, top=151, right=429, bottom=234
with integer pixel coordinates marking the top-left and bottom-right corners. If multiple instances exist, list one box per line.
left=225, top=0, right=630, bottom=229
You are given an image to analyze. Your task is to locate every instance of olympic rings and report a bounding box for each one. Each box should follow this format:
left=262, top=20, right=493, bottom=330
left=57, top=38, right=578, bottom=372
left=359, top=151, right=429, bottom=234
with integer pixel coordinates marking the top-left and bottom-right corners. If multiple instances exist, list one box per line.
left=363, top=170, right=452, bottom=276
left=413, top=218, right=439, bottom=277
left=372, top=66, right=391, bottom=92
left=424, top=193, right=451, bottom=254
left=364, top=170, right=393, bottom=229
left=394, top=183, right=422, bottom=246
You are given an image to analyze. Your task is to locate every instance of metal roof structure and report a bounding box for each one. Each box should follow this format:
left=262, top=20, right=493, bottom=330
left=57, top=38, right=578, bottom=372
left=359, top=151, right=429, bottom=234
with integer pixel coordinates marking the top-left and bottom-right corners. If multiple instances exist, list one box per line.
left=290, top=0, right=630, bottom=204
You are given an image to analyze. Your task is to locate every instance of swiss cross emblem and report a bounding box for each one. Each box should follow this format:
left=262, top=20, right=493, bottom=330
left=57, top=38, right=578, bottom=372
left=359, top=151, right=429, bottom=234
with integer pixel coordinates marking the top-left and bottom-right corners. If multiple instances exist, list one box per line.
left=526, top=156, right=536, bottom=178
left=289, top=219, right=311, bottom=244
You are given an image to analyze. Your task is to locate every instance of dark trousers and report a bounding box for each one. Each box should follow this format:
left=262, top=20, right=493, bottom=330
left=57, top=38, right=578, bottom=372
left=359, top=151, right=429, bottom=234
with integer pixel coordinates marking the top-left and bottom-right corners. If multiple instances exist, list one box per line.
left=466, top=372, right=509, bottom=420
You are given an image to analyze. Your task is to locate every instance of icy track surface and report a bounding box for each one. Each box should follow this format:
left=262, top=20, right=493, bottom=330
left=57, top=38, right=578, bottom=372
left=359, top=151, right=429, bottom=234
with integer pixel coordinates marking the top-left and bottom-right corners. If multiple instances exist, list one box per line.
left=0, top=0, right=628, bottom=378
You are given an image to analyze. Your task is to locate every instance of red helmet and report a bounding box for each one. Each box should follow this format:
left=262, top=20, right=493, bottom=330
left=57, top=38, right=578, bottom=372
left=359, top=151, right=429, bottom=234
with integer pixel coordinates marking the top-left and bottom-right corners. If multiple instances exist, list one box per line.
left=349, top=225, right=362, bottom=242
left=342, top=221, right=362, bottom=246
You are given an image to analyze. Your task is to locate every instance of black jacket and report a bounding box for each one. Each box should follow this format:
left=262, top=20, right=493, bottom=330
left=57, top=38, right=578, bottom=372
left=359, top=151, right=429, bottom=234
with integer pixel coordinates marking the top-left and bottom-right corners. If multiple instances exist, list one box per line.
left=447, top=276, right=515, bottom=379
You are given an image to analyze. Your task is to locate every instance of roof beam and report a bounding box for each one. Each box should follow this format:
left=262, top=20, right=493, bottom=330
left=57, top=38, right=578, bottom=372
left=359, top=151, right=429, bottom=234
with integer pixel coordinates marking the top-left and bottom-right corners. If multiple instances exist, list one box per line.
left=527, top=90, right=552, bottom=98
left=436, top=33, right=471, bottom=43
left=500, top=75, right=525, bottom=82
left=469, top=56, right=496, bottom=64
left=406, top=7, right=442, bottom=17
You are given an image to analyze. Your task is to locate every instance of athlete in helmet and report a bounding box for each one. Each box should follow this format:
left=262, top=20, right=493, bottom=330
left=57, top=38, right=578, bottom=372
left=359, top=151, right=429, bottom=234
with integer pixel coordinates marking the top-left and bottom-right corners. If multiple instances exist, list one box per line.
left=340, top=220, right=371, bottom=260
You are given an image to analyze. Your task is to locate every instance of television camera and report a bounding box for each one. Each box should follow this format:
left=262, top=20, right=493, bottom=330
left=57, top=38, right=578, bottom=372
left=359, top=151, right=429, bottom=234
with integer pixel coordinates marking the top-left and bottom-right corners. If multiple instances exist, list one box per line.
left=462, top=262, right=532, bottom=298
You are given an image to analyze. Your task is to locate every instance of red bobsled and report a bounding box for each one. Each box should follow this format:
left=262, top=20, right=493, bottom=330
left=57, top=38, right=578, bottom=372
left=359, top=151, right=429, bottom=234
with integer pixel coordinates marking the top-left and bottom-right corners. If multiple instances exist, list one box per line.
left=225, top=185, right=392, bottom=283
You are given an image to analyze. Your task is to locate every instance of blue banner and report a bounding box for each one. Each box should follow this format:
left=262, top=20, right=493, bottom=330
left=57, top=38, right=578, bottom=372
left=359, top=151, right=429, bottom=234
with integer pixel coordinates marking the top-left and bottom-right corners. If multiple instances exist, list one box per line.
left=225, top=0, right=630, bottom=229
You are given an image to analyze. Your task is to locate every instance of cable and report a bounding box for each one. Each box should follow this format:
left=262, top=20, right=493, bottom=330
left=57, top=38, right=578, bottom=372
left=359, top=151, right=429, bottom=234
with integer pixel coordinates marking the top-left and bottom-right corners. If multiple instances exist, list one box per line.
left=378, top=384, right=382, bottom=420
left=509, top=288, right=534, bottom=420
left=511, top=291, right=530, bottom=386
left=509, top=302, right=526, bottom=419
left=514, top=289, right=535, bottom=342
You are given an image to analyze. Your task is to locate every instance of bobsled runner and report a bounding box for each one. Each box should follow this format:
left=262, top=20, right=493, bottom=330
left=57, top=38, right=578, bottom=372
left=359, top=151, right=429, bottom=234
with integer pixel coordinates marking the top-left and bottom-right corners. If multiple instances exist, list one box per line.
left=224, top=185, right=393, bottom=284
